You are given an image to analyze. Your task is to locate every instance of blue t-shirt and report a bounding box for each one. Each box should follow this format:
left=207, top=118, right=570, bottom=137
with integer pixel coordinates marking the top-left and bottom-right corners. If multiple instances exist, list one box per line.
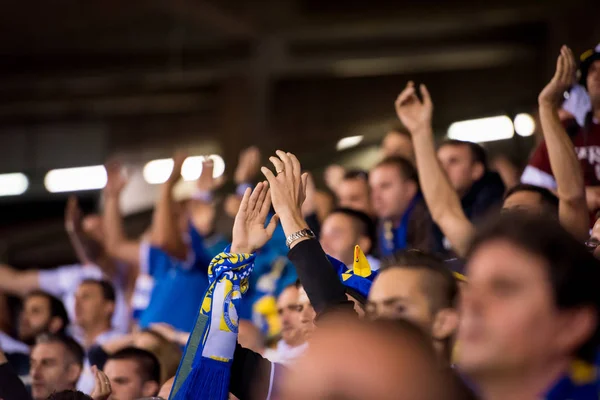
left=136, top=223, right=228, bottom=332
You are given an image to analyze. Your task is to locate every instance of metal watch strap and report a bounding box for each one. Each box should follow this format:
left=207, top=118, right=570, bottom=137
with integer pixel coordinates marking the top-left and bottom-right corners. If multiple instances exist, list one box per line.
left=285, top=229, right=315, bottom=248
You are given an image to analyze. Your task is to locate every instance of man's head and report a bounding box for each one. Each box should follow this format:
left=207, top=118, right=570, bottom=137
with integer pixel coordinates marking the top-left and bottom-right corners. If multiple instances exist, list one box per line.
left=74, top=279, right=115, bottom=331
left=320, top=208, right=375, bottom=267
left=277, top=285, right=304, bottom=347
left=297, top=283, right=317, bottom=342
left=367, top=251, right=459, bottom=349
left=502, top=184, right=559, bottom=216
left=458, top=214, right=600, bottom=380
left=30, top=334, right=84, bottom=400
left=282, top=316, right=460, bottom=400
left=336, top=170, right=373, bottom=215
left=19, top=290, right=69, bottom=345
left=381, top=128, right=414, bottom=161
left=369, top=156, right=419, bottom=221
left=104, top=347, right=161, bottom=400
left=437, top=140, right=486, bottom=196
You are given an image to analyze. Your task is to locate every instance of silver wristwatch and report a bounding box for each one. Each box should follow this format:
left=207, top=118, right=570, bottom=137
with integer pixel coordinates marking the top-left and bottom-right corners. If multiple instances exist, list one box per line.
left=285, top=229, right=316, bottom=248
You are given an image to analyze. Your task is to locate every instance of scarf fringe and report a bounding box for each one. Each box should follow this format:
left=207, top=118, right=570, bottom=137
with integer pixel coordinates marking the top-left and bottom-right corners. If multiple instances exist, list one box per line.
left=173, top=356, right=231, bottom=400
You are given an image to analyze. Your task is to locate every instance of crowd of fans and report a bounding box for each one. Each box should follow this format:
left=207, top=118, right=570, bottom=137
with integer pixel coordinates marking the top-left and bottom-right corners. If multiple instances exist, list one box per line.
left=0, top=43, right=599, bottom=400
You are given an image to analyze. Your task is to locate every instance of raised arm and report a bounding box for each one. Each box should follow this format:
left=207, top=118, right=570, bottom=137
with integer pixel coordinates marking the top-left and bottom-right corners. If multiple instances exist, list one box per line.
left=149, top=152, right=188, bottom=260
left=395, top=82, right=475, bottom=257
left=0, top=265, right=39, bottom=297
left=261, top=151, right=352, bottom=315
left=102, top=162, right=140, bottom=267
left=65, top=196, right=101, bottom=265
left=538, top=46, right=589, bottom=241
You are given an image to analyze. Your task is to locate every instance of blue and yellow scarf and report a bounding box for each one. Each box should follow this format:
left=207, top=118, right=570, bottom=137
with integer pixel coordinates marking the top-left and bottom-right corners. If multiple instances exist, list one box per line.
left=170, top=249, right=255, bottom=400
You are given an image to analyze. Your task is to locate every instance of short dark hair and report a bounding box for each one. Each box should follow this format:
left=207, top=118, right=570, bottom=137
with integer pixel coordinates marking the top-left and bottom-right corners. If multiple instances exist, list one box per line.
left=330, top=208, right=377, bottom=253
left=80, top=279, right=116, bottom=303
left=107, top=347, right=161, bottom=384
left=375, top=156, right=419, bottom=185
left=467, top=213, right=600, bottom=362
left=46, top=390, right=93, bottom=400
left=386, top=124, right=411, bottom=139
left=439, top=139, right=488, bottom=168
left=343, top=169, right=369, bottom=181
left=27, top=290, right=69, bottom=334
left=504, top=184, right=559, bottom=215
left=380, top=250, right=458, bottom=313
left=35, top=333, right=85, bottom=367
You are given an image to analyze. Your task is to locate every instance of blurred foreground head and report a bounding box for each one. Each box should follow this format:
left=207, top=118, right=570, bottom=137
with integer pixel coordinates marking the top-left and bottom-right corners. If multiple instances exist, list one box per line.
left=281, top=316, right=464, bottom=400
left=459, top=213, right=600, bottom=397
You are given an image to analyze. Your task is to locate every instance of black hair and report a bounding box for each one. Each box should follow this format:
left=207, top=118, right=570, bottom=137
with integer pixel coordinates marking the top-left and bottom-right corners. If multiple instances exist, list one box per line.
left=386, top=124, right=412, bottom=139
left=35, top=333, right=85, bottom=367
left=375, top=156, right=419, bottom=186
left=80, top=279, right=116, bottom=303
left=27, top=290, right=69, bottom=334
left=46, top=390, right=93, bottom=400
left=330, top=208, right=377, bottom=254
left=439, top=139, right=488, bottom=168
left=343, top=169, right=369, bottom=181
left=345, top=287, right=367, bottom=307
left=504, top=184, right=559, bottom=215
left=467, top=213, right=600, bottom=362
left=108, top=347, right=161, bottom=385
left=380, top=250, right=458, bottom=313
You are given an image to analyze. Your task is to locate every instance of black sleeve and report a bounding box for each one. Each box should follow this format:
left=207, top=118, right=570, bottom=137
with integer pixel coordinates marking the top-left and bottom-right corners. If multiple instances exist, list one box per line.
left=229, top=343, right=277, bottom=400
left=0, top=362, right=31, bottom=400
left=287, top=238, right=354, bottom=316
left=304, top=213, right=321, bottom=238
left=88, top=345, right=109, bottom=370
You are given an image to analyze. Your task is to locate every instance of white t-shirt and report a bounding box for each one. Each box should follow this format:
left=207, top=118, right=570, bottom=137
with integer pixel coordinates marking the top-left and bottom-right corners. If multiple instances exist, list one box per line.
left=38, top=263, right=130, bottom=334
left=264, top=340, right=308, bottom=366
left=75, top=329, right=123, bottom=394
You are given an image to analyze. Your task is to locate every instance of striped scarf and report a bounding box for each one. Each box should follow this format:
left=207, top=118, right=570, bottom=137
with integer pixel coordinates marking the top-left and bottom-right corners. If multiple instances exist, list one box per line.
left=170, top=249, right=255, bottom=400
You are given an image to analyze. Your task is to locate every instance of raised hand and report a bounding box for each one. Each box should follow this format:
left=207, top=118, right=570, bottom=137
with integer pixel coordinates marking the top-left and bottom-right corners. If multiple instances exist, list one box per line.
left=90, top=365, right=112, bottom=400
left=196, top=159, right=225, bottom=192
left=394, top=81, right=433, bottom=135
left=539, top=45, right=577, bottom=107
left=104, top=161, right=127, bottom=198
left=235, top=146, right=261, bottom=184
left=167, top=151, right=187, bottom=187
left=260, top=150, right=309, bottom=221
left=231, top=182, right=279, bottom=254
left=65, top=196, right=83, bottom=234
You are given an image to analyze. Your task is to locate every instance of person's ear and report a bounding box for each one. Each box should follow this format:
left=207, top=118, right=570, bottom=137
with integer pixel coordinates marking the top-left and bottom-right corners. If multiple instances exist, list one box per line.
left=554, top=306, right=597, bottom=357
left=104, top=301, right=116, bottom=318
left=67, top=363, right=82, bottom=384
left=471, top=162, right=485, bottom=182
left=432, top=308, right=459, bottom=341
left=406, top=180, right=418, bottom=199
left=357, top=236, right=372, bottom=256
left=142, top=380, right=161, bottom=397
left=48, top=317, right=64, bottom=334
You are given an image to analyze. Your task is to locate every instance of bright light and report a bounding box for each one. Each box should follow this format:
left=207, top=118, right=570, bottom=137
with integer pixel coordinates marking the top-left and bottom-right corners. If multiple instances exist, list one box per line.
left=206, top=155, right=225, bottom=178
left=44, top=166, right=107, bottom=193
left=0, top=173, right=29, bottom=196
left=336, top=135, right=364, bottom=151
left=143, top=158, right=174, bottom=185
left=448, top=116, right=514, bottom=143
left=143, top=155, right=225, bottom=184
left=514, top=113, right=535, bottom=137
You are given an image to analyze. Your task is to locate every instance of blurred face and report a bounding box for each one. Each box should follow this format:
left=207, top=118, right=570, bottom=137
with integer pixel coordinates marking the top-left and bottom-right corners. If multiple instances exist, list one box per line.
left=382, top=131, right=414, bottom=160
left=30, top=342, right=79, bottom=400
left=437, top=145, right=482, bottom=195
left=367, top=268, right=433, bottom=332
left=369, top=165, right=416, bottom=221
left=74, top=283, right=113, bottom=330
left=297, top=287, right=316, bottom=341
left=458, top=240, right=569, bottom=376
left=277, top=286, right=304, bottom=347
left=320, top=213, right=362, bottom=266
left=19, top=295, right=52, bottom=344
left=587, top=60, right=600, bottom=104
left=502, top=190, right=544, bottom=213
left=105, top=359, right=157, bottom=400
left=337, top=178, right=372, bottom=215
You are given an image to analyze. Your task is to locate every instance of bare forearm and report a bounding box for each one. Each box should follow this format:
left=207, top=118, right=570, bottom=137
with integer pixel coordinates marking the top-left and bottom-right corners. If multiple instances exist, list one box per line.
left=103, top=195, right=140, bottom=265
left=539, top=104, right=589, bottom=240
left=150, top=184, right=187, bottom=259
left=0, top=265, right=39, bottom=297
left=412, top=128, right=474, bottom=256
